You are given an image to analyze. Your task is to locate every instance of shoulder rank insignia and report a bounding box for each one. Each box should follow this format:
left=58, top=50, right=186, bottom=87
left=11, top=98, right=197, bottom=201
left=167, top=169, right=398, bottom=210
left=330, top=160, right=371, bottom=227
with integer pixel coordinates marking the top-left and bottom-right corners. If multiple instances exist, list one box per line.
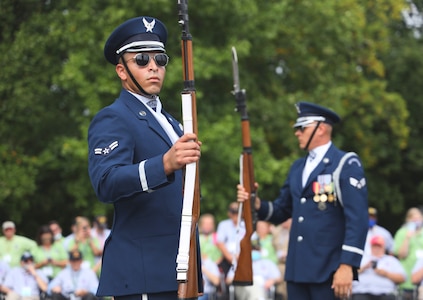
left=349, top=177, right=366, bottom=189
left=94, top=141, right=118, bottom=156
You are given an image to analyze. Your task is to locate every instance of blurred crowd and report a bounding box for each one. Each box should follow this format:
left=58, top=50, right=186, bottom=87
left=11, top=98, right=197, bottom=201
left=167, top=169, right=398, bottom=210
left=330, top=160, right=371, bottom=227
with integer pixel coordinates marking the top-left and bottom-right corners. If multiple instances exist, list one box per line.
left=0, top=216, right=110, bottom=300
left=199, top=205, right=423, bottom=300
left=3, top=205, right=423, bottom=300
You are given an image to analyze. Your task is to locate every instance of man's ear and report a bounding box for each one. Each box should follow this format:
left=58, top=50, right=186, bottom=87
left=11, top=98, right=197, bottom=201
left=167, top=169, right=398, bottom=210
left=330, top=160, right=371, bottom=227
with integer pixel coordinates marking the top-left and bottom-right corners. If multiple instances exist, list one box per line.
left=116, top=63, right=127, bottom=80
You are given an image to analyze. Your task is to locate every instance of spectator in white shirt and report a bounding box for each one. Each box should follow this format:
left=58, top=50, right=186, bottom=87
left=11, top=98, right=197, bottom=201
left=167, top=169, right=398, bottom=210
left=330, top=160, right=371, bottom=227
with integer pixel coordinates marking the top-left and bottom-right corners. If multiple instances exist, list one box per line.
left=352, top=236, right=406, bottom=300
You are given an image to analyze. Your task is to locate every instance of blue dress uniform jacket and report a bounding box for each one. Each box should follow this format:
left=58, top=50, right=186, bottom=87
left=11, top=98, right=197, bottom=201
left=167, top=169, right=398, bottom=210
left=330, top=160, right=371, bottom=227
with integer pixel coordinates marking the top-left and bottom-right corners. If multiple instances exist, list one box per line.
left=258, top=144, right=368, bottom=284
left=88, top=89, right=200, bottom=296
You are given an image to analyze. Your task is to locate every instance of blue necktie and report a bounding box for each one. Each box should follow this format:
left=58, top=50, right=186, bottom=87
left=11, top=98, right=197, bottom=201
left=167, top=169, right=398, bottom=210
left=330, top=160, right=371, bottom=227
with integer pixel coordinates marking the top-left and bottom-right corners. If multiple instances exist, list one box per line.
left=308, top=150, right=316, bottom=162
left=147, top=99, right=157, bottom=111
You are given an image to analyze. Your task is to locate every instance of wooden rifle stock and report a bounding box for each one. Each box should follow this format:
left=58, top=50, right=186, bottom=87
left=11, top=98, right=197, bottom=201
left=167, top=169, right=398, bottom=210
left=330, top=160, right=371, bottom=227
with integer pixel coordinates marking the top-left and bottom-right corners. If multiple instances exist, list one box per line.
left=232, top=47, right=257, bottom=286
left=177, top=1, right=201, bottom=299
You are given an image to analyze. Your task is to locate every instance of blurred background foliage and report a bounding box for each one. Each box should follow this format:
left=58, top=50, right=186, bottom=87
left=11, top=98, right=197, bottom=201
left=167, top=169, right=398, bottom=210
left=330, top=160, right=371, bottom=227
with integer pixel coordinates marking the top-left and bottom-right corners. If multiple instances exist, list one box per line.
left=0, top=0, right=422, bottom=237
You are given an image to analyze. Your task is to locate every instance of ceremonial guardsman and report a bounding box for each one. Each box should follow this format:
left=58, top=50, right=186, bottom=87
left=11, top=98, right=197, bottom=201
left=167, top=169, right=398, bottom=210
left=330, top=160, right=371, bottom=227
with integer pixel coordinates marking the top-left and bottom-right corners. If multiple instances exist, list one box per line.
left=237, top=101, right=368, bottom=300
left=88, top=16, right=202, bottom=300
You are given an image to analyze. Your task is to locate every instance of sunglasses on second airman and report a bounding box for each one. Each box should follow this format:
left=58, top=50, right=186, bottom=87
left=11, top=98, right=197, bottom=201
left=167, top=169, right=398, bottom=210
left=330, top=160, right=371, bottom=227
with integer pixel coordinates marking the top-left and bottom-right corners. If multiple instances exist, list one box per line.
left=130, top=53, right=169, bottom=67
left=294, top=123, right=318, bottom=133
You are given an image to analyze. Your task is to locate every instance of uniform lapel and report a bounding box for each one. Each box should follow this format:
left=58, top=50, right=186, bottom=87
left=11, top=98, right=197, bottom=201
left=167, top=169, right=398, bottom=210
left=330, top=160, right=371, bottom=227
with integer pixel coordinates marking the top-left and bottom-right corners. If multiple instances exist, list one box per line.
left=119, top=90, right=177, bottom=147
left=294, top=157, right=307, bottom=192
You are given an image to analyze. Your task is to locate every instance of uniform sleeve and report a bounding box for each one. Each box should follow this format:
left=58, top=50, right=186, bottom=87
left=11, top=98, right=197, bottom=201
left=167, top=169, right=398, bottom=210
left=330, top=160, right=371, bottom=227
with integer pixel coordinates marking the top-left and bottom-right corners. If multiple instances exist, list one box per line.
left=257, top=163, right=297, bottom=224
left=88, top=108, right=172, bottom=203
left=338, top=155, right=368, bottom=267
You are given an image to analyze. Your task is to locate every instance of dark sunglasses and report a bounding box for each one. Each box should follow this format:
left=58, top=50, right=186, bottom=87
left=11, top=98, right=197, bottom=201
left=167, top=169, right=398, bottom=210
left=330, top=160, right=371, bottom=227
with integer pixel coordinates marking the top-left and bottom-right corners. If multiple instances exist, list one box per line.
left=130, top=53, right=169, bottom=67
left=294, top=123, right=317, bottom=133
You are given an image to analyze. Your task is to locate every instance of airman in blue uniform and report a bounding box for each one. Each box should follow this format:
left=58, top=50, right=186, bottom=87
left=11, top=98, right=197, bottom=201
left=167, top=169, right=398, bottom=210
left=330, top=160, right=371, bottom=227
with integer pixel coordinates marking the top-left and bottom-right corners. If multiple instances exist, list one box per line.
left=237, top=102, right=368, bottom=299
left=88, top=16, right=202, bottom=300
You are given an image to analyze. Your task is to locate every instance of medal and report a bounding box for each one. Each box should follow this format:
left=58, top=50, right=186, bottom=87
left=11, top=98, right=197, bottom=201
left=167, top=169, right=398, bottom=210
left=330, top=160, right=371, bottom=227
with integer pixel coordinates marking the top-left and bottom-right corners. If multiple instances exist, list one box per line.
left=328, top=194, right=334, bottom=202
left=320, top=194, right=328, bottom=202
left=312, top=182, right=320, bottom=202
left=318, top=202, right=327, bottom=210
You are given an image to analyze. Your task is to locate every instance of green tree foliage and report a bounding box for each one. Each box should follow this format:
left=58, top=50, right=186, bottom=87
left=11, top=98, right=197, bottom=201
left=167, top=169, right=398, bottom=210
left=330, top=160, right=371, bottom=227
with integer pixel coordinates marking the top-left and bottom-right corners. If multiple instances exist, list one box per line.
left=0, top=0, right=418, bottom=236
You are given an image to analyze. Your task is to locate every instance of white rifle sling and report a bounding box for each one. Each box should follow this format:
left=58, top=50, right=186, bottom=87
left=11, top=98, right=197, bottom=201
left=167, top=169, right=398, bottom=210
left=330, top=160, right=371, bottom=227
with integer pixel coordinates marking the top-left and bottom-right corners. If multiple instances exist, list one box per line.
left=232, top=154, right=244, bottom=272
left=176, top=93, right=196, bottom=281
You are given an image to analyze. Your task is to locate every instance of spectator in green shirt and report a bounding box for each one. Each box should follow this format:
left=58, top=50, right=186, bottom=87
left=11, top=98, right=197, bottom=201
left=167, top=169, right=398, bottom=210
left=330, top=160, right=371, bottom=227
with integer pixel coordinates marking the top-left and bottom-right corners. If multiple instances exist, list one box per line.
left=256, top=220, right=278, bottom=264
left=0, top=221, right=37, bottom=268
left=33, top=225, right=68, bottom=281
left=199, top=213, right=223, bottom=264
left=67, top=217, right=102, bottom=270
left=393, top=207, right=423, bottom=299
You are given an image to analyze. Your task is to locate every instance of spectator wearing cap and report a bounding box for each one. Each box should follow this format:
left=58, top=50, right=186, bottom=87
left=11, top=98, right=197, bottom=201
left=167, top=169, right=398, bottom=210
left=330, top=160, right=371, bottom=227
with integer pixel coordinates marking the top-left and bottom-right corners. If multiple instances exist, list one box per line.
left=364, top=207, right=394, bottom=256
left=352, top=236, right=406, bottom=300
left=216, top=202, right=246, bottom=277
left=0, top=221, right=37, bottom=268
left=1, top=252, right=48, bottom=300
left=87, top=16, right=202, bottom=300
left=49, top=250, right=99, bottom=300
left=237, top=102, right=368, bottom=300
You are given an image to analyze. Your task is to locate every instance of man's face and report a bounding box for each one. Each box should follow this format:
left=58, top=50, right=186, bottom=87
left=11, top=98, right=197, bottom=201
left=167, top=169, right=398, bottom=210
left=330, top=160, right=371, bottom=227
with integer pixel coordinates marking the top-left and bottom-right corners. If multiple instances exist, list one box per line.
left=21, top=258, right=34, bottom=270
left=371, top=243, right=384, bottom=256
left=118, top=52, right=166, bottom=95
left=49, top=223, right=61, bottom=236
left=228, top=205, right=239, bottom=223
left=294, top=122, right=319, bottom=150
left=200, top=216, right=215, bottom=235
left=70, top=260, right=82, bottom=271
left=3, top=227, right=15, bottom=239
left=77, top=221, right=91, bottom=238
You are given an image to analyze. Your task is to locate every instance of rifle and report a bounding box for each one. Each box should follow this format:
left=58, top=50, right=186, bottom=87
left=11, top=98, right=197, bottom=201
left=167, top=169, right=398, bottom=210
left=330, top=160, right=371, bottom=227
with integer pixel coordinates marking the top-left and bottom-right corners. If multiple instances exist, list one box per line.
left=176, top=1, right=201, bottom=299
left=231, top=46, right=258, bottom=286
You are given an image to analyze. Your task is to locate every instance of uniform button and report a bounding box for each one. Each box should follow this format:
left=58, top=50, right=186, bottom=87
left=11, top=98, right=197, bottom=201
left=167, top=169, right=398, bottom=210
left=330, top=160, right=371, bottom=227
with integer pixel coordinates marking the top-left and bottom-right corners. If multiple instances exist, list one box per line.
left=298, top=216, right=304, bottom=223
left=297, top=236, right=303, bottom=242
left=300, top=197, right=306, bottom=204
